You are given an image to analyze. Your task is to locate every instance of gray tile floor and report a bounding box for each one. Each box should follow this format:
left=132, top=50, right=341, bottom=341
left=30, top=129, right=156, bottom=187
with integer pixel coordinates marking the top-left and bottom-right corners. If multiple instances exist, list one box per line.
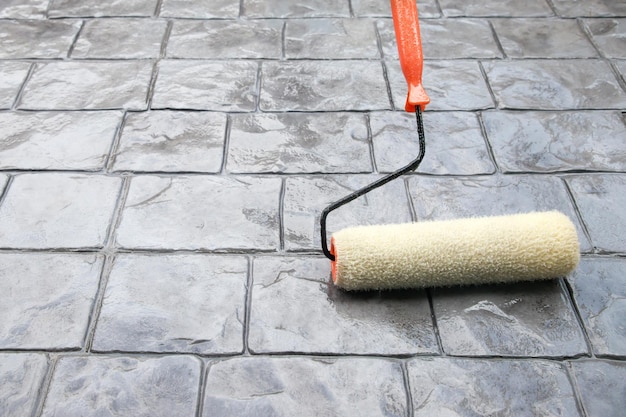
left=0, top=0, right=625, bottom=416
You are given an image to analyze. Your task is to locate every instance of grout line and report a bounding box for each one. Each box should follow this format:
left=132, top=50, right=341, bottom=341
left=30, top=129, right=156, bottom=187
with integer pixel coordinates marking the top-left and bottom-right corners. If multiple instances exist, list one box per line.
left=476, top=111, right=502, bottom=174
left=432, top=0, right=444, bottom=17
left=380, top=61, right=396, bottom=110
left=194, top=359, right=207, bottom=417
left=82, top=254, right=114, bottom=352
left=0, top=175, right=14, bottom=208
left=364, top=113, right=378, bottom=173
left=11, top=63, right=36, bottom=110
left=254, top=61, right=263, bottom=111
left=104, top=111, right=129, bottom=172
left=160, top=20, right=174, bottom=59
left=66, top=19, right=85, bottom=59
left=564, top=361, right=590, bottom=417
left=400, top=360, right=415, bottom=417
left=477, top=60, right=499, bottom=109
left=239, top=0, right=245, bottom=18
left=219, top=114, right=232, bottom=174
left=32, top=354, right=58, bottom=417
left=145, top=60, right=160, bottom=110
left=559, top=278, right=595, bottom=358
left=426, top=289, right=445, bottom=356
left=347, top=0, right=355, bottom=18
left=543, top=0, right=560, bottom=17
left=487, top=19, right=507, bottom=58
left=154, top=0, right=164, bottom=17
left=403, top=178, right=417, bottom=222
left=278, top=178, right=286, bottom=251
left=242, top=256, right=254, bottom=355
left=280, top=20, right=287, bottom=60
left=560, top=177, right=595, bottom=252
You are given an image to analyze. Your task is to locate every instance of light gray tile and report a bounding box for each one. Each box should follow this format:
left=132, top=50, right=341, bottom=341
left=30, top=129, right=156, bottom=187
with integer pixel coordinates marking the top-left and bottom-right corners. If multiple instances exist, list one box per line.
left=160, top=0, right=239, bottom=18
left=152, top=60, right=258, bottom=111
left=285, top=19, right=379, bottom=59
left=249, top=257, right=438, bottom=354
left=0, top=353, right=49, bottom=417
left=0, top=20, right=81, bottom=59
left=260, top=61, right=390, bottom=111
left=567, top=175, right=626, bottom=252
left=568, top=258, right=626, bottom=356
left=0, top=253, right=103, bottom=349
left=227, top=112, right=371, bottom=173
left=439, top=0, right=553, bottom=16
left=93, top=254, right=247, bottom=354
left=370, top=111, right=495, bottom=175
left=203, top=357, right=407, bottom=417
left=116, top=176, right=281, bottom=250
left=0, top=174, right=121, bottom=249
left=483, top=60, right=626, bottom=109
left=551, top=0, right=626, bottom=17
left=42, top=356, right=201, bottom=417
left=49, top=0, right=158, bottom=17
left=353, top=0, right=440, bottom=18
left=432, top=280, right=588, bottom=356
left=408, top=358, right=580, bottom=416
left=167, top=19, right=282, bottom=59
left=585, top=18, right=626, bottom=58
left=19, top=61, right=153, bottom=110
left=571, top=360, right=626, bottom=417
left=0, top=62, right=30, bottom=109
left=0, top=0, right=48, bottom=19
left=0, top=111, right=122, bottom=170
left=243, top=0, right=350, bottom=18
left=112, top=111, right=226, bottom=173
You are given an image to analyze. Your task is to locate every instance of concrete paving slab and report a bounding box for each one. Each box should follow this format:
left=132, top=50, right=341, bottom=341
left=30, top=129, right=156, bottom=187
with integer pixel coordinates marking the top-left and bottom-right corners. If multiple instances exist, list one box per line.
left=48, top=0, right=158, bottom=17
left=353, top=0, right=440, bottom=18
left=570, top=359, right=626, bottom=417
left=438, top=0, right=553, bottom=17
left=242, top=0, right=349, bottom=18
left=584, top=18, right=626, bottom=58
left=0, top=19, right=81, bottom=59
left=0, top=353, right=48, bottom=417
left=551, top=0, right=626, bottom=17
left=160, top=0, right=239, bottom=18
left=0, top=61, right=30, bottom=110
left=0, top=0, right=48, bottom=19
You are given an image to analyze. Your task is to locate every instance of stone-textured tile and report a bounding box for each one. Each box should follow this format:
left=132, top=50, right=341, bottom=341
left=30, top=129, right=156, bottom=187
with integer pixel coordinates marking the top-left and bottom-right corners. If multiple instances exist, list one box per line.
left=203, top=357, right=407, bottom=417
left=353, top=0, right=440, bottom=18
left=112, top=111, right=226, bottom=173
left=552, top=0, right=626, bottom=17
left=260, top=61, right=389, bottom=111
left=483, top=60, right=626, bottom=109
left=483, top=110, right=626, bottom=173
left=585, top=18, right=626, bottom=58
left=49, top=0, right=158, bottom=17
left=492, top=18, right=598, bottom=58
left=0, top=253, right=103, bottom=349
left=0, top=0, right=48, bottom=19
left=568, top=258, right=626, bottom=356
left=19, top=61, right=152, bottom=110
left=72, top=18, right=167, bottom=59
left=41, top=356, right=201, bottom=417
left=571, top=360, right=626, bottom=417
left=116, top=176, right=281, bottom=250
left=227, top=112, right=371, bottom=174
left=0, top=174, right=121, bottom=249
left=160, top=0, right=239, bottom=18
left=0, top=353, right=48, bottom=417
left=249, top=257, right=438, bottom=354
left=0, top=62, right=30, bottom=110
left=283, top=175, right=412, bottom=251
left=167, top=19, right=282, bottom=59
left=567, top=175, right=626, bottom=252
left=285, top=19, right=379, bottom=59
left=93, top=254, right=247, bottom=354
left=408, top=358, right=580, bottom=416
left=152, top=60, right=257, bottom=111
left=370, top=111, right=495, bottom=175
left=0, top=111, right=122, bottom=170
left=0, top=20, right=81, bottom=59
left=407, top=175, right=592, bottom=251
left=387, top=60, right=494, bottom=110
left=439, top=0, right=553, bottom=17
left=243, top=0, right=349, bottom=18
left=432, top=280, right=588, bottom=356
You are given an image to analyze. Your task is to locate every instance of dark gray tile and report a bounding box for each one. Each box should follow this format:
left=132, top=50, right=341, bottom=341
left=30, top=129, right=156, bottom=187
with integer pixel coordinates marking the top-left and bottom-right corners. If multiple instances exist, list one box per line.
left=0, top=353, right=49, bottom=417
left=370, top=111, right=495, bottom=175
left=227, top=112, right=371, bottom=174
left=93, top=254, right=247, bottom=354
left=243, top=0, right=350, bottom=18
left=482, top=110, right=626, bottom=172
left=0, top=0, right=48, bottom=18
left=285, top=18, right=379, bottom=59
left=116, top=176, right=281, bottom=250
left=432, top=280, right=588, bottom=356
left=585, top=18, right=626, bottom=58
left=551, top=0, right=626, bottom=17
left=112, top=111, right=226, bottom=173
left=19, top=61, right=153, bottom=110
left=0, top=20, right=81, bottom=59
left=483, top=60, right=626, bottom=109
left=49, top=0, right=158, bottom=17
left=353, top=0, right=440, bottom=18
left=152, top=60, right=258, bottom=111
left=567, top=175, right=626, bottom=252
left=0, top=111, right=122, bottom=170
left=0, top=62, right=30, bottom=109
left=167, top=19, right=282, bottom=59
left=72, top=18, right=167, bottom=59
left=249, top=256, right=438, bottom=354
left=283, top=175, right=412, bottom=251
left=408, top=358, right=580, bottom=416
left=0, top=174, right=122, bottom=249
left=260, top=61, right=390, bottom=111
left=568, top=258, right=626, bottom=356
left=41, top=356, right=201, bottom=417
left=492, top=18, right=598, bottom=58
left=439, top=0, right=553, bottom=17
left=0, top=253, right=103, bottom=349
left=571, top=359, right=626, bottom=417
left=203, top=357, right=407, bottom=417
left=160, top=0, right=239, bottom=18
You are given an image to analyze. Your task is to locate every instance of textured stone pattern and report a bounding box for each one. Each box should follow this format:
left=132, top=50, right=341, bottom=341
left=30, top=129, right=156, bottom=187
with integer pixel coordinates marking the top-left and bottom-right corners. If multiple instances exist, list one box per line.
left=1, top=0, right=625, bottom=416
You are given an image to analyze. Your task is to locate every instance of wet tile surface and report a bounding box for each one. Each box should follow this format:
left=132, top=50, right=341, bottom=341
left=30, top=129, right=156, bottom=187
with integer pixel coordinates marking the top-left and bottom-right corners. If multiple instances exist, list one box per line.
left=0, top=111, right=122, bottom=170
left=438, top=0, right=554, bottom=17
left=93, top=254, right=247, bottom=354
left=571, top=360, right=626, bottom=417
left=48, top=0, right=158, bottom=17
left=0, top=253, right=103, bottom=349
left=0, top=20, right=81, bottom=59
left=0, top=353, right=48, bottom=417
left=585, top=18, right=626, bottom=58
left=41, top=355, right=201, bottom=417
left=249, top=256, right=438, bottom=354
left=353, top=0, right=440, bottom=18
left=551, top=0, right=626, bottom=17
left=242, top=0, right=350, bottom=18
left=112, top=111, right=226, bottom=173
left=0, top=61, right=30, bottom=109
left=203, top=357, right=407, bottom=417
left=160, top=0, right=239, bottom=18
left=0, top=0, right=49, bottom=19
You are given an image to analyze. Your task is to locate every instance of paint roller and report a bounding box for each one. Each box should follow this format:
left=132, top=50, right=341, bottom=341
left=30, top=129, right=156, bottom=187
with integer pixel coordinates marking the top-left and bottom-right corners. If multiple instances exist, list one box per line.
left=320, top=0, right=580, bottom=291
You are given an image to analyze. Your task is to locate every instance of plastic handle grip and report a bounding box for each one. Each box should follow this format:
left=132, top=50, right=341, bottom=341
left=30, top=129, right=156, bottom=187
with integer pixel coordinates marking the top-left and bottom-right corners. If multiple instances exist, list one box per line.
left=390, top=0, right=430, bottom=112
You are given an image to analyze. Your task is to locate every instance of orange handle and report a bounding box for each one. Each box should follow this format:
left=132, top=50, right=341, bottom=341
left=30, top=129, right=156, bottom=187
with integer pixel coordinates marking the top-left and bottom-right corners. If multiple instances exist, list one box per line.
left=390, top=0, right=430, bottom=112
